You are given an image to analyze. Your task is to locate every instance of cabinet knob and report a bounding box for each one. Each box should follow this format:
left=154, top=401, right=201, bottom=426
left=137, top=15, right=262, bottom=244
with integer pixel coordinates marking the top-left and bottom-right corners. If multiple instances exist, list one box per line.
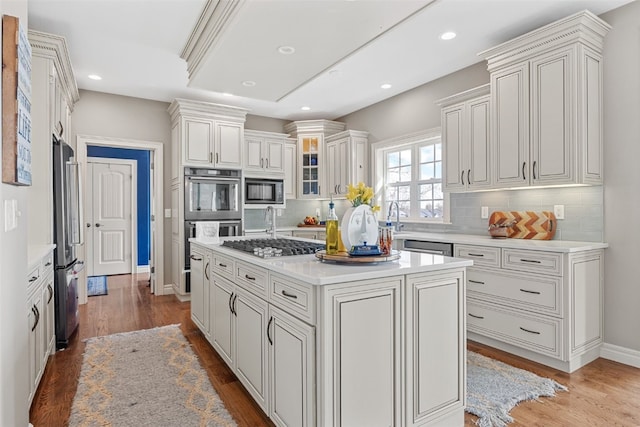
left=95, top=223, right=101, bottom=228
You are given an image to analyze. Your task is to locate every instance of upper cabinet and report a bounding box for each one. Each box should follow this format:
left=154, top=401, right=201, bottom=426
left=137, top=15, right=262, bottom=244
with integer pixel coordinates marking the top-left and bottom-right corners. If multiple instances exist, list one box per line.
left=243, top=130, right=289, bottom=176
left=284, top=120, right=346, bottom=199
left=438, top=84, right=491, bottom=192
left=480, top=10, right=610, bottom=188
left=325, top=130, right=369, bottom=197
left=283, top=138, right=297, bottom=200
left=168, top=99, right=248, bottom=175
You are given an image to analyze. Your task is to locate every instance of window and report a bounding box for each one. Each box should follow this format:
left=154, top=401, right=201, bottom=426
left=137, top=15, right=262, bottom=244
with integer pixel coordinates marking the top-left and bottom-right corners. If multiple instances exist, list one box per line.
left=374, top=130, right=447, bottom=222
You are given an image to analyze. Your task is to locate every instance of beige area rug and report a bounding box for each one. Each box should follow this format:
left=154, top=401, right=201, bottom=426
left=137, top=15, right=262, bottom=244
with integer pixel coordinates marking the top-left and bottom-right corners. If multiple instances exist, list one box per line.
left=69, top=325, right=237, bottom=426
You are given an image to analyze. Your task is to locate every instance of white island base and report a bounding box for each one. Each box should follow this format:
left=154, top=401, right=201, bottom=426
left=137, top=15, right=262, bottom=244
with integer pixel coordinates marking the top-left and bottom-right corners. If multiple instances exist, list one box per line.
left=189, top=238, right=472, bottom=427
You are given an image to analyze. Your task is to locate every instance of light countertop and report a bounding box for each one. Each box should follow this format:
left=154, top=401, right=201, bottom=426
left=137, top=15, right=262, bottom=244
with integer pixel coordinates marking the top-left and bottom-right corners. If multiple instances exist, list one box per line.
left=191, top=237, right=472, bottom=286
left=27, top=244, right=56, bottom=270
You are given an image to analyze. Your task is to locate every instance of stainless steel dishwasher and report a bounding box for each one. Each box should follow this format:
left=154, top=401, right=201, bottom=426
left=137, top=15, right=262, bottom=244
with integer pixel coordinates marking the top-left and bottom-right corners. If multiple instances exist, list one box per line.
left=402, top=239, right=454, bottom=256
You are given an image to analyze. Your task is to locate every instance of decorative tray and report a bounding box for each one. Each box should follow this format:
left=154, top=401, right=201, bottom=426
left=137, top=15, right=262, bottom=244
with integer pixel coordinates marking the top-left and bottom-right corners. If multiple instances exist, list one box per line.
left=315, top=250, right=400, bottom=264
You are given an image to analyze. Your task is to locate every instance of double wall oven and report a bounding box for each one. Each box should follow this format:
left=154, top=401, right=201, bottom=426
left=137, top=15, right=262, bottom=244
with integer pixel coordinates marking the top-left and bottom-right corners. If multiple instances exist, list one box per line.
left=184, top=167, right=242, bottom=291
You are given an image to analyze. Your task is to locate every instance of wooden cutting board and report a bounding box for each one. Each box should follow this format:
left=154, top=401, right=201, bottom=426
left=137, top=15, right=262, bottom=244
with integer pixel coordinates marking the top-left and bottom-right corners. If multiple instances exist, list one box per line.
left=488, top=211, right=557, bottom=240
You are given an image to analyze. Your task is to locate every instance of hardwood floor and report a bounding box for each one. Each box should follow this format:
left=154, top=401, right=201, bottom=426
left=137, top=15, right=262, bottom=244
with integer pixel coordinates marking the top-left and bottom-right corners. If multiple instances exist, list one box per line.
left=30, top=274, right=640, bottom=426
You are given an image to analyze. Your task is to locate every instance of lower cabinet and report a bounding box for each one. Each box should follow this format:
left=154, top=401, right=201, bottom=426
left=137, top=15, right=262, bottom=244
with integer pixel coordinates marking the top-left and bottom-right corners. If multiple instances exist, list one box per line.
left=292, top=229, right=326, bottom=241
left=189, top=247, right=209, bottom=334
left=28, top=287, right=44, bottom=404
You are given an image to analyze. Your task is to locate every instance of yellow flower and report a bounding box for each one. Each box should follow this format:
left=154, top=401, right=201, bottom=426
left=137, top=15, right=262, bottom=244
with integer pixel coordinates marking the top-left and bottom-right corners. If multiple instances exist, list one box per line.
left=345, top=182, right=380, bottom=213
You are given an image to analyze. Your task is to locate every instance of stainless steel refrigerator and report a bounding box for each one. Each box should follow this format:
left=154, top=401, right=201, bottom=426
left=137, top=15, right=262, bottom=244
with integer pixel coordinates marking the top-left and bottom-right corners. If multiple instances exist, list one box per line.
left=52, top=135, right=83, bottom=349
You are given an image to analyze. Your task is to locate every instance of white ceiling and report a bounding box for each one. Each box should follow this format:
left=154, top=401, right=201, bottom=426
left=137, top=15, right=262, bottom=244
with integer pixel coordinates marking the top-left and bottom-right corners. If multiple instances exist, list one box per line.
left=27, top=0, right=633, bottom=121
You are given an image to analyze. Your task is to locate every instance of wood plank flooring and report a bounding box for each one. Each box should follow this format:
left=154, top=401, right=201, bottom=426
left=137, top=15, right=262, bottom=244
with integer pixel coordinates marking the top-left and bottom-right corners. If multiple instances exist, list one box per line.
left=30, top=274, right=640, bottom=426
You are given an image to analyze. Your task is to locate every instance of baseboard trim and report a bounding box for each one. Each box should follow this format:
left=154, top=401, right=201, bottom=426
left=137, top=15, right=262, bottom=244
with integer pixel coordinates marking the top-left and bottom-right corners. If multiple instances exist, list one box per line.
left=163, top=284, right=174, bottom=295
left=600, top=343, right=640, bottom=369
left=136, top=265, right=150, bottom=274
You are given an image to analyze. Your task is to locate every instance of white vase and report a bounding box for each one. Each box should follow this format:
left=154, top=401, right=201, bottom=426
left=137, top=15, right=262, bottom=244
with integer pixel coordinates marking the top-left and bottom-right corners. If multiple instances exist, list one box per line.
left=341, top=205, right=379, bottom=251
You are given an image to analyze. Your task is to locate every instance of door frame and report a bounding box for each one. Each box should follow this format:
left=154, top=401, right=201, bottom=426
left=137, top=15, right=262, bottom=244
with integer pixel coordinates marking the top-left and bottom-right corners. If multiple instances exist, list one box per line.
left=76, top=135, right=165, bottom=303
left=86, top=157, right=138, bottom=278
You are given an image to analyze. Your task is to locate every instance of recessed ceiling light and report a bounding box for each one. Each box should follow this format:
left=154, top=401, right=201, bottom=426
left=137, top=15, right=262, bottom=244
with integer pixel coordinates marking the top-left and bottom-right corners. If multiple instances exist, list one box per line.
left=380, top=83, right=392, bottom=89
left=88, top=74, right=102, bottom=80
left=278, top=46, right=296, bottom=55
left=242, top=80, right=256, bottom=87
left=440, top=31, right=457, bottom=40
left=222, top=92, right=234, bottom=97
left=301, top=106, right=311, bottom=111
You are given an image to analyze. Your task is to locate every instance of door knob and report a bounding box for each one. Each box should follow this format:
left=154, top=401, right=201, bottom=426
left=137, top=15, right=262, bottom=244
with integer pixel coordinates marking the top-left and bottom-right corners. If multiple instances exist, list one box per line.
left=86, top=223, right=91, bottom=227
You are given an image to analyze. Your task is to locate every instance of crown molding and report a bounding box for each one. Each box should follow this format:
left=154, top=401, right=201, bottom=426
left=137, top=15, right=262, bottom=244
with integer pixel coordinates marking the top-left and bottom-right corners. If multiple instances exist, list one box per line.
left=284, top=119, right=346, bottom=137
left=435, top=84, right=490, bottom=107
left=168, top=98, right=249, bottom=122
left=28, top=30, right=80, bottom=106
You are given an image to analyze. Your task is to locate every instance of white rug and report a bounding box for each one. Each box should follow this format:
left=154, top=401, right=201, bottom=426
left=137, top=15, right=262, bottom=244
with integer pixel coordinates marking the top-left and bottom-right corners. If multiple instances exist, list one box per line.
left=467, top=351, right=567, bottom=427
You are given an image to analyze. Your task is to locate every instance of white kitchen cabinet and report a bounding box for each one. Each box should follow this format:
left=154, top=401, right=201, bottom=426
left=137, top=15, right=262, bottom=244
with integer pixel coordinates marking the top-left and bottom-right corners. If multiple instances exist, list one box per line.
left=325, top=130, right=369, bottom=197
left=284, top=120, right=346, bottom=199
left=244, top=130, right=288, bottom=175
left=439, top=85, right=492, bottom=192
left=42, top=272, right=55, bottom=362
left=405, top=270, right=466, bottom=427
left=189, top=246, right=209, bottom=333
left=481, top=11, right=610, bottom=188
left=456, top=243, right=604, bottom=372
left=210, top=274, right=235, bottom=367
left=284, top=139, right=297, bottom=199
left=291, top=229, right=326, bottom=241
left=27, top=287, right=44, bottom=406
left=268, top=305, right=315, bottom=427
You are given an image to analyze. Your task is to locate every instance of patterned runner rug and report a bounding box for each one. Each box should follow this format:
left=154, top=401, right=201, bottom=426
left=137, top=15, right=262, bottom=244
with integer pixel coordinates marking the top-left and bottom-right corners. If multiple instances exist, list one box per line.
left=69, top=325, right=236, bottom=426
left=467, top=351, right=567, bottom=427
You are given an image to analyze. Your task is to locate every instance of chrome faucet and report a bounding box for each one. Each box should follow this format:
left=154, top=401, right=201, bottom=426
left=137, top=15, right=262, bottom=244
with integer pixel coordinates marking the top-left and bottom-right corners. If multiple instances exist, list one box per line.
left=387, top=201, right=404, bottom=232
left=265, top=206, right=278, bottom=238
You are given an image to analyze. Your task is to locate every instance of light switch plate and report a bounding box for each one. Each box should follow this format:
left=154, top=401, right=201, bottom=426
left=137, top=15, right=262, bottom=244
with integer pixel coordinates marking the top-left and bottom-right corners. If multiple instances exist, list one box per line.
left=554, top=205, right=565, bottom=219
left=277, top=208, right=283, bottom=217
left=481, top=206, right=489, bottom=219
left=164, top=208, right=171, bottom=218
left=4, top=199, right=18, bottom=231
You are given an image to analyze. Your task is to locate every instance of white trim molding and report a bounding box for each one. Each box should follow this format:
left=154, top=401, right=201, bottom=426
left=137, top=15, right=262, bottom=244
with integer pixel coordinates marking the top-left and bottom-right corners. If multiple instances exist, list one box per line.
left=136, top=265, right=150, bottom=274
left=600, top=343, right=640, bottom=369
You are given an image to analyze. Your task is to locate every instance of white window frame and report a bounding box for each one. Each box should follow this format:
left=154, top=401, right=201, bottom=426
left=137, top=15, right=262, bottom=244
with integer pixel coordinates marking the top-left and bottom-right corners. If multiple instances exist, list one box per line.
left=371, top=128, right=450, bottom=224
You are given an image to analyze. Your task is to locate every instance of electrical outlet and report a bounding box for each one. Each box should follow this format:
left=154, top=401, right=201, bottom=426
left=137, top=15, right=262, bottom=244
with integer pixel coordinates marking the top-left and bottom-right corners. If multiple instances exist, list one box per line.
left=315, top=207, right=321, bottom=218
left=554, top=204, right=565, bottom=220
left=481, top=206, right=489, bottom=219
left=164, top=208, right=171, bottom=218
left=277, top=208, right=283, bottom=217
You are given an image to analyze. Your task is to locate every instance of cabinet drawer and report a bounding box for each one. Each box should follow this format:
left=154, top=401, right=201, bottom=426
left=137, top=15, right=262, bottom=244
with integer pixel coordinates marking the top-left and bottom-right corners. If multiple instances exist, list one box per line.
left=235, top=261, right=268, bottom=299
left=42, top=253, right=54, bottom=272
left=467, top=300, right=562, bottom=359
left=212, top=253, right=234, bottom=276
left=467, top=268, right=562, bottom=317
left=27, top=265, right=41, bottom=290
left=270, top=273, right=315, bottom=324
left=502, top=249, right=562, bottom=276
left=455, top=245, right=500, bottom=268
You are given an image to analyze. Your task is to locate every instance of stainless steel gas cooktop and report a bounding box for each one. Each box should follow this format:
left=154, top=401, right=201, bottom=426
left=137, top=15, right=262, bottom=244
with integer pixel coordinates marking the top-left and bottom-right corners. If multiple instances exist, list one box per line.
left=222, top=238, right=325, bottom=258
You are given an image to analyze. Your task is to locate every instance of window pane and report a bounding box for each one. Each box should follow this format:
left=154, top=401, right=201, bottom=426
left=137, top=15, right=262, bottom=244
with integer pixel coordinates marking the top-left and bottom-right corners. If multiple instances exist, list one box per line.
left=387, top=151, right=399, bottom=168
left=398, top=185, right=410, bottom=201
left=400, top=149, right=411, bottom=166
left=420, top=163, right=435, bottom=180
left=435, top=143, right=442, bottom=161
left=433, top=200, right=444, bottom=218
left=433, top=183, right=443, bottom=199
left=421, top=145, right=434, bottom=163
left=420, top=184, right=433, bottom=199
left=398, top=201, right=410, bottom=218
left=420, top=201, right=434, bottom=218
left=434, top=161, right=442, bottom=179
left=387, top=168, right=400, bottom=184
left=399, top=166, right=411, bottom=182
left=386, top=186, right=398, bottom=201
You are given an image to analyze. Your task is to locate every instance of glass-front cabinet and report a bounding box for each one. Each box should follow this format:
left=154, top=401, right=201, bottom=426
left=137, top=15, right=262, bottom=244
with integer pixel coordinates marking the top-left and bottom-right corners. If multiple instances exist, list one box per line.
left=301, top=136, right=320, bottom=197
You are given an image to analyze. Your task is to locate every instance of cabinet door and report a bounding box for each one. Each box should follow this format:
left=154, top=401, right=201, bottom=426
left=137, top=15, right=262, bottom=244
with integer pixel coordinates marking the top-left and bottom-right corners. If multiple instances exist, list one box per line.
left=245, top=136, right=264, bottom=171
left=350, top=136, right=368, bottom=190
left=265, top=138, right=284, bottom=173
left=184, top=118, right=213, bottom=165
left=325, top=141, right=338, bottom=195
left=284, top=143, right=297, bottom=199
left=325, top=279, right=402, bottom=427
left=189, top=248, right=207, bottom=332
left=336, top=138, right=349, bottom=195
left=27, top=291, right=44, bottom=404
left=493, top=63, right=530, bottom=186
left=234, top=287, right=269, bottom=412
left=442, top=104, right=466, bottom=191
left=406, top=271, right=465, bottom=426
left=299, top=136, right=322, bottom=198
left=42, top=274, right=55, bottom=358
left=211, top=275, right=235, bottom=367
left=530, top=48, right=573, bottom=185
left=170, top=123, right=180, bottom=182
left=269, top=306, right=315, bottom=427
left=215, top=121, right=243, bottom=168
left=467, top=95, right=492, bottom=189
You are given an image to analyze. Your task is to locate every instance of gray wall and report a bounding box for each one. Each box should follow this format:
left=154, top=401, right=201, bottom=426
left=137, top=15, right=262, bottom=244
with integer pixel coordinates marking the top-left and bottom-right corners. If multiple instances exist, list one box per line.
left=245, top=114, right=288, bottom=133
left=601, top=2, right=640, bottom=352
left=71, top=90, right=172, bottom=288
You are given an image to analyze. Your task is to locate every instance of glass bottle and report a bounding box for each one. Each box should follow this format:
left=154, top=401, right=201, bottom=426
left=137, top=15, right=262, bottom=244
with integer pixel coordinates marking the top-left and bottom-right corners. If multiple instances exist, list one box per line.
left=326, top=200, right=339, bottom=255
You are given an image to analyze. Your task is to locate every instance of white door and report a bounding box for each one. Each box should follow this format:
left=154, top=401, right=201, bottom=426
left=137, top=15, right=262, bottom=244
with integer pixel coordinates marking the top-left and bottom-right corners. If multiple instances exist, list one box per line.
left=149, top=158, right=156, bottom=292
left=87, top=160, right=135, bottom=276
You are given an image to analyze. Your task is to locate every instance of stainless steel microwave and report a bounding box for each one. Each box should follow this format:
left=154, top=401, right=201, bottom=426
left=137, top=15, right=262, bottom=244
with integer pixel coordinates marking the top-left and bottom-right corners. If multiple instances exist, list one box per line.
left=244, top=178, right=285, bottom=206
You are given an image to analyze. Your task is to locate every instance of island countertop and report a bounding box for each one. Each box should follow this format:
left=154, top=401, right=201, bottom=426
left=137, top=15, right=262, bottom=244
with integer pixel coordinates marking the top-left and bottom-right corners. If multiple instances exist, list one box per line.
left=190, top=237, right=472, bottom=286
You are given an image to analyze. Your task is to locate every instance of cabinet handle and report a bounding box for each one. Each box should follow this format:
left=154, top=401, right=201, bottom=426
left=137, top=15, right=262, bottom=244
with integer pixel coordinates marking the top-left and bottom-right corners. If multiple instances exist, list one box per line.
left=265, top=158, right=269, bottom=169
left=190, top=255, right=202, bottom=261
left=34, top=305, right=40, bottom=329
left=533, top=161, right=537, bottom=180
left=29, top=276, right=38, bottom=283
left=267, top=316, right=273, bottom=345
left=232, top=294, right=237, bottom=317
left=461, top=170, right=465, bottom=185
left=47, top=284, right=54, bottom=303
left=31, top=306, right=38, bottom=331
left=519, top=258, right=541, bottom=264
left=45, top=262, right=52, bottom=267
left=519, top=326, right=541, bottom=335
left=216, top=153, right=219, bottom=164
left=219, top=263, right=227, bottom=268
left=467, top=169, right=471, bottom=185
left=204, top=262, right=210, bottom=281
left=520, top=288, right=541, bottom=295
left=522, top=162, right=526, bottom=180
left=245, top=274, right=256, bottom=281
left=281, top=290, right=298, bottom=299
left=95, top=223, right=101, bottom=228
left=261, top=158, right=264, bottom=168
left=468, top=279, right=485, bottom=285
left=468, top=313, right=484, bottom=319
left=467, top=253, right=484, bottom=257
left=337, top=185, right=342, bottom=194
left=228, top=292, right=235, bottom=315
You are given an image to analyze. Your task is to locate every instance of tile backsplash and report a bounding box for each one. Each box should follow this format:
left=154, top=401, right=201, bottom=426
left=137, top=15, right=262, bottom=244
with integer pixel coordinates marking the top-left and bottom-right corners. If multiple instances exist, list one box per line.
left=245, top=186, right=603, bottom=242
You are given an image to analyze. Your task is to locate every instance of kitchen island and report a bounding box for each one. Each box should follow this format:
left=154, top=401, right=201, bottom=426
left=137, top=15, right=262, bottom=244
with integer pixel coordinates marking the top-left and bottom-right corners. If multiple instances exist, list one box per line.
left=189, top=237, right=472, bottom=427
